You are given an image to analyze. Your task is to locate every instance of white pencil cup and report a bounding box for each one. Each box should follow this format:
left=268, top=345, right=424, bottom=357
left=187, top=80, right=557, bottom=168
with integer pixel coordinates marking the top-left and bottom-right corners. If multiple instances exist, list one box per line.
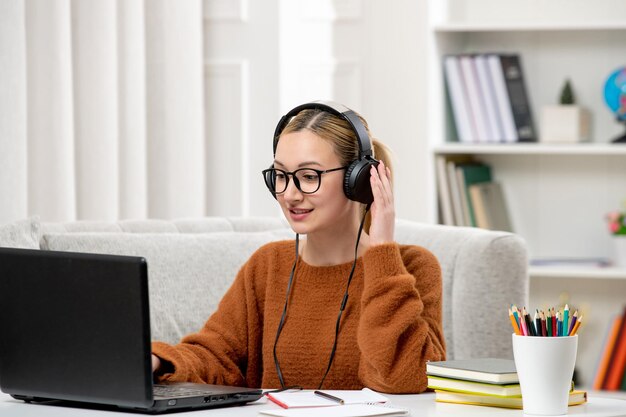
left=512, top=334, right=578, bottom=415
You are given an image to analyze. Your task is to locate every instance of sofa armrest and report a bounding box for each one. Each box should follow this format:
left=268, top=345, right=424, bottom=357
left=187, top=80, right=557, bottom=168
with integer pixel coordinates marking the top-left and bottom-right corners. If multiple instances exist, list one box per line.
left=452, top=233, right=528, bottom=359
left=394, top=220, right=529, bottom=360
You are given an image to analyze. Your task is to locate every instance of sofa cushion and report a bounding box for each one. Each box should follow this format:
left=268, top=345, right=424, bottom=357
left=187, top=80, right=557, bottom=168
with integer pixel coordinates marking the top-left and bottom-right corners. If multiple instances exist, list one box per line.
left=0, top=217, right=40, bottom=249
left=41, top=230, right=294, bottom=345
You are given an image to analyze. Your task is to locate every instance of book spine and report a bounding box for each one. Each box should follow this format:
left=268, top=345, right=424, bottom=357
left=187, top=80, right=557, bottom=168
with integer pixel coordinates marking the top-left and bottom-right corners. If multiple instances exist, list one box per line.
left=447, top=160, right=466, bottom=226
left=459, top=55, right=490, bottom=143
left=474, top=54, right=503, bottom=143
left=443, top=55, right=476, bottom=143
left=436, top=155, right=455, bottom=226
left=499, top=54, right=536, bottom=142
left=593, top=315, right=622, bottom=391
left=603, top=305, right=626, bottom=390
left=487, top=54, right=517, bottom=143
left=469, top=185, right=489, bottom=229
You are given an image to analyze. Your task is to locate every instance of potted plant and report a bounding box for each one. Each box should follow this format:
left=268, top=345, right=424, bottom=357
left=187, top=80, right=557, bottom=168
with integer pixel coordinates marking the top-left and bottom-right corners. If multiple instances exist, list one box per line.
left=607, top=206, right=626, bottom=267
left=540, top=79, right=591, bottom=143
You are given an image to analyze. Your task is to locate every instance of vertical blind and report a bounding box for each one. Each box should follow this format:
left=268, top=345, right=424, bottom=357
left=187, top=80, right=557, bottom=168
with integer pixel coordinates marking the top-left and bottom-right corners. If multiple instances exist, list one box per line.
left=0, top=0, right=206, bottom=223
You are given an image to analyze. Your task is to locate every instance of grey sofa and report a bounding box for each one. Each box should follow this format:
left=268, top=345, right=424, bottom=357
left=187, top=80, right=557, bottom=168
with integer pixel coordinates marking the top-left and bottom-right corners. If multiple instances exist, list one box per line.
left=1, top=216, right=528, bottom=361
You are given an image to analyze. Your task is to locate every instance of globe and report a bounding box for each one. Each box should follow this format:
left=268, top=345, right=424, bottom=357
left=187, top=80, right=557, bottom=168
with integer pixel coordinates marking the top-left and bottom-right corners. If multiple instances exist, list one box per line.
left=603, top=66, right=626, bottom=142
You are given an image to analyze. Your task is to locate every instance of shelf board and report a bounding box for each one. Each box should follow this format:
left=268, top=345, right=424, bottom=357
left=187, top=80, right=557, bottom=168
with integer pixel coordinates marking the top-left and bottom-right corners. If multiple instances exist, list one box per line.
left=433, top=143, right=626, bottom=156
left=433, top=22, right=626, bottom=33
left=530, top=265, right=626, bottom=280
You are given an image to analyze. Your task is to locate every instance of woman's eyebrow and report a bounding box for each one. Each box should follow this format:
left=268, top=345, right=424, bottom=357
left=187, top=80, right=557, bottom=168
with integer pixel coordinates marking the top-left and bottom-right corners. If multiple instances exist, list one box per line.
left=273, top=160, right=323, bottom=169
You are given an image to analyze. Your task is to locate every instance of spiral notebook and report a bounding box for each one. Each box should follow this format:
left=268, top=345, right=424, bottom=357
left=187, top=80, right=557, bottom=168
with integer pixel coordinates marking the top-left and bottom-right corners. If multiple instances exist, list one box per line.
left=266, top=388, right=388, bottom=409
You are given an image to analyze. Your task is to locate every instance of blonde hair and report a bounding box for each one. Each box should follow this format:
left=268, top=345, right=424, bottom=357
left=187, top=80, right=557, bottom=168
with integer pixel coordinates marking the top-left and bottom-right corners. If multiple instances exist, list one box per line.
left=277, top=108, right=393, bottom=233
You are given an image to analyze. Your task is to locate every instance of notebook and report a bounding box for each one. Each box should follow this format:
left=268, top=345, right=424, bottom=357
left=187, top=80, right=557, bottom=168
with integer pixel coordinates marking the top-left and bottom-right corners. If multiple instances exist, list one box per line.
left=426, top=358, right=518, bottom=384
left=0, top=247, right=263, bottom=413
left=267, top=388, right=388, bottom=408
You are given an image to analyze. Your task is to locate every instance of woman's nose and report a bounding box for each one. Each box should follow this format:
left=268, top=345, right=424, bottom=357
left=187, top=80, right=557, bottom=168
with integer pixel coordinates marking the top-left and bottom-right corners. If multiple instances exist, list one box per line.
left=282, top=176, right=303, bottom=201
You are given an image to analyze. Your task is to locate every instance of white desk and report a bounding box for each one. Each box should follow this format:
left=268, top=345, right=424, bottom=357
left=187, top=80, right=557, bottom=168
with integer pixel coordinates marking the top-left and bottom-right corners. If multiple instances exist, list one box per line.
left=1, top=392, right=625, bottom=416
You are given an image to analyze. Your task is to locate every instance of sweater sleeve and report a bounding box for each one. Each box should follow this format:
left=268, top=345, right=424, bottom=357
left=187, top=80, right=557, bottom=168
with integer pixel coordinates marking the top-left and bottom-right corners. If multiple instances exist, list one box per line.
left=151, top=259, right=263, bottom=388
left=357, top=243, right=446, bottom=393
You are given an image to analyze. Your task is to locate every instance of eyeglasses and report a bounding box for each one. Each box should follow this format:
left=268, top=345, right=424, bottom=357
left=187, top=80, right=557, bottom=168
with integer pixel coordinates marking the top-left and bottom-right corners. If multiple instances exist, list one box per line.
left=262, top=166, right=347, bottom=195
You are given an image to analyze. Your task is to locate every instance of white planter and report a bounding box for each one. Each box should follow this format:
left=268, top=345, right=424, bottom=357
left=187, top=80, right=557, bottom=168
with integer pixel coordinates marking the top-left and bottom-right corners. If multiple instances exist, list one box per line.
left=540, top=105, right=590, bottom=143
left=613, top=236, right=626, bottom=268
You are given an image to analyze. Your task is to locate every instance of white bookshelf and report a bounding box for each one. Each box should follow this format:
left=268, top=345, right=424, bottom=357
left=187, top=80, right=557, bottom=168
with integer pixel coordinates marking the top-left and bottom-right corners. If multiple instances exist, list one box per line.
left=434, top=143, right=626, bottom=156
left=427, top=0, right=626, bottom=388
left=530, top=266, right=626, bottom=280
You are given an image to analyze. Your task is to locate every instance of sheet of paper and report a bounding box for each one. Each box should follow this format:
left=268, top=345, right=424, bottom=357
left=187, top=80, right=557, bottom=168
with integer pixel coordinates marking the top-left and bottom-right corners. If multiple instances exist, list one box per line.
left=266, top=388, right=388, bottom=408
left=259, top=403, right=408, bottom=417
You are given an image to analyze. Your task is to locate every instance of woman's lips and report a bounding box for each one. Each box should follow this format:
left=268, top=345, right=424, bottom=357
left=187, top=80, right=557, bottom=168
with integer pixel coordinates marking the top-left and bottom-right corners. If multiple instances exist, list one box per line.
left=289, top=208, right=313, bottom=221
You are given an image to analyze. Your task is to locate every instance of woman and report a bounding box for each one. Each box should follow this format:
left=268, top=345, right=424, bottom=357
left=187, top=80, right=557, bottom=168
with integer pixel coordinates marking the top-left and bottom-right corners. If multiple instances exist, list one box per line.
left=151, top=102, right=445, bottom=393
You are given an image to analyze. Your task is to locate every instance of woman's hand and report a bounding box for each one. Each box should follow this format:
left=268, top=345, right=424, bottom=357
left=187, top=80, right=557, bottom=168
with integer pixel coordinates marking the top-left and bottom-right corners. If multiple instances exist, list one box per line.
left=152, top=354, right=161, bottom=373
left=368, top=160, right=395, bottom=246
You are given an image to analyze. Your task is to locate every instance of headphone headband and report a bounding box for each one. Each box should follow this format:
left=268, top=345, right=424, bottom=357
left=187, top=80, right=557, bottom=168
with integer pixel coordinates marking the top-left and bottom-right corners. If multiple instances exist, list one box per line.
left=272, top=100, right=373, bottom=158
left=267, top=100, right=378, bottom=204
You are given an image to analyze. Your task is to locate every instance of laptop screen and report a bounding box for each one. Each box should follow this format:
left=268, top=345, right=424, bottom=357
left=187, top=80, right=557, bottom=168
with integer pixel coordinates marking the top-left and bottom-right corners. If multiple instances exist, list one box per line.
left=0, top=248, right=154, bottom=409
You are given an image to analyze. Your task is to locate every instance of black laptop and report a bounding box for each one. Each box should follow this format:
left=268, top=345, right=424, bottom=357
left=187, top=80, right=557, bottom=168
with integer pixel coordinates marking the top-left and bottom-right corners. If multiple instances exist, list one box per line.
left=0, top=247, right=263, bottom=413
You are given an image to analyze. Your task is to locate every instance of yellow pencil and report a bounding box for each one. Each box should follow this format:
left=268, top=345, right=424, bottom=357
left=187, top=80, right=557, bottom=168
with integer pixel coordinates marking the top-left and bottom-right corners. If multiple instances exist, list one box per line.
left=509, top=308, right=521, bottom=335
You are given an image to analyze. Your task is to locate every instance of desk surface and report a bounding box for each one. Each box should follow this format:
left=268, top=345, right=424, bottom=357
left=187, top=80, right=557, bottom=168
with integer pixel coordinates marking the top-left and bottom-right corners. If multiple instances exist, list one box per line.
left=1, top=392, right=625, bottom=417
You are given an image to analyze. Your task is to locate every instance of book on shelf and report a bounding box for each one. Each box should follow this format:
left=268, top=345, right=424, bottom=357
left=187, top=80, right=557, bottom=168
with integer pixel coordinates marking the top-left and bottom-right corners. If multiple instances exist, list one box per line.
left=456, top=162, right=492, bottom=227
left=435, top=155, right=455, bottom=226
left=497, top=54, right=536, bottom=142
left=445, top=157, right=476, bottom=226
left=459, top=55, right=490, bottom=142
left=443, top=55, right=475, bottom=143
left=427, top=375, right=521, bottom=397
left=602, top=305, right=626, bottom=390
left=593, top=314, right=622, bottom=390
left=443, top=53, right=535, bottom=143
left=474, top=54, right=503, bottom=143
left=468, top=181, right=514, bottom=232
left=486, top=54, right=517, bottom=143
left=434, top=389, right=587, bottom=410
left=426, top=358, right=518, bottom=385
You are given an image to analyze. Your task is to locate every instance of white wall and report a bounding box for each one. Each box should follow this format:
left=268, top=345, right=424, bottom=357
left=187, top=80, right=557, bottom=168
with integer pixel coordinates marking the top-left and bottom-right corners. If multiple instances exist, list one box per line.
left=1, top=0, right=431, bottom=223
left=359, top=0, right=430, bottom=222
left=243, top=0, right=431, bottom=221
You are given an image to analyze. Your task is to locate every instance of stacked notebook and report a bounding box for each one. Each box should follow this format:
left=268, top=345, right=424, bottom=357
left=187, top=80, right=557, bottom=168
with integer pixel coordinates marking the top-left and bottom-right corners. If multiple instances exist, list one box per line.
left=426, top=358, right=587, bottom=409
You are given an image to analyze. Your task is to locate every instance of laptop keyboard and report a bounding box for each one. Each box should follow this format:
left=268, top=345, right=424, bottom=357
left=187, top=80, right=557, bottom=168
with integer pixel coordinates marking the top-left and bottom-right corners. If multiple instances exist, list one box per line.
left=153, top=384, right=215, bottom=398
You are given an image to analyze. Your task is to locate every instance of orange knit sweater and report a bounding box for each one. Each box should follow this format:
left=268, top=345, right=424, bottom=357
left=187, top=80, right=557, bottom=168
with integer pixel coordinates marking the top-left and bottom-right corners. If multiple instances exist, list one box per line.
left=152, top=241, right=445, bottom=393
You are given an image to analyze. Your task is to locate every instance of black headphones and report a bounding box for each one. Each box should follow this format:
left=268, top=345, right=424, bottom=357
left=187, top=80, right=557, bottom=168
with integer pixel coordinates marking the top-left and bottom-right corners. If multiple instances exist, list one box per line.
left=263, top=101, right=379, bottom=204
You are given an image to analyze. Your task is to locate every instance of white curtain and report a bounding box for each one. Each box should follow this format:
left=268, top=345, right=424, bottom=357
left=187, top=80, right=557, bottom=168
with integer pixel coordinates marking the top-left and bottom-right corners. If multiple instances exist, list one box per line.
left=0, top=0, right=205, bottom=223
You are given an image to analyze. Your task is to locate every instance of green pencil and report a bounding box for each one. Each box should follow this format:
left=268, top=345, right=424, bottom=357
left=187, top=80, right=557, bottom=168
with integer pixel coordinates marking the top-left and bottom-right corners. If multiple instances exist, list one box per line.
left=562, top=304, right=569, bottom=337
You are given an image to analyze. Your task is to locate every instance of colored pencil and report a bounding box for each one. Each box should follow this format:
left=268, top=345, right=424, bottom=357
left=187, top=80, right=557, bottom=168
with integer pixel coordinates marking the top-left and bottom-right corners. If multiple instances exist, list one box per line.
left=539, top=310, right=548, bottom=337
left=512, top=305, right=521, bottom=330
left=569, top=315, right=583, bottom=336
left=568, top=310, right=578, bottom=335
left=509, top=308, right=521, bottom=335
left=519, top=308, right=529, bottom=336
left=562, top=304, right=570, bottom=337
left=534, top=310, right=541, bottom=337
left=546, top=309, right=552, bottom=336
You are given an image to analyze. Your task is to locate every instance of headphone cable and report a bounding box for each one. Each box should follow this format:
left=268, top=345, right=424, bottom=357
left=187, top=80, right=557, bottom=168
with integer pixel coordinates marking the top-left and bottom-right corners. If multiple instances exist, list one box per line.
left=273, top=233, right=300, bottom=389
left=318, top=203, right=371, bottom=389
left=273, top=204, right=371, bottom=390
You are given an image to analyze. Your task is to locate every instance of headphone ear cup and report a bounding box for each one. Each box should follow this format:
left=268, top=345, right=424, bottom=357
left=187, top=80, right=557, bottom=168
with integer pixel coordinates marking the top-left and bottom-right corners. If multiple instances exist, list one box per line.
left=343, top=157, right=378, bottom=204
left=264, top=165, right=277, bottom=199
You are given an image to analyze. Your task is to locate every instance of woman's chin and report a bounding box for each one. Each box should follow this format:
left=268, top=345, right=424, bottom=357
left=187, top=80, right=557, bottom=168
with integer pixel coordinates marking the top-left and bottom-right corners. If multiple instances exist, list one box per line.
left=286, top=221, right=309, bottom=235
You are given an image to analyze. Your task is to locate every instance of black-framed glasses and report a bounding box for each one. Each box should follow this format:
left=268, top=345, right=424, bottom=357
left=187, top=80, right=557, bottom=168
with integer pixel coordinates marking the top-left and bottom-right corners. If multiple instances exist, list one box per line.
left=262, top=166, right=347, bottom=195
